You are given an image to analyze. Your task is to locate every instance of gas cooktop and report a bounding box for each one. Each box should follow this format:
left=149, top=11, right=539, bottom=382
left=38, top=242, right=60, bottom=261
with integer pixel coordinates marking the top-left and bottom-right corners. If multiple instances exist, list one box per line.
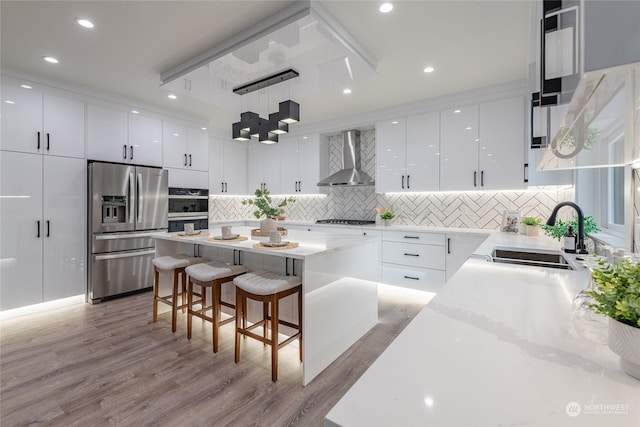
left=315, top=219, right=376, bottom=226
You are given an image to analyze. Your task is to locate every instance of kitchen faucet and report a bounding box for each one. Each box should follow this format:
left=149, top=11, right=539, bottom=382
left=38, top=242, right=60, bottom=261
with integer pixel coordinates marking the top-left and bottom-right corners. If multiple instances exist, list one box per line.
left=546, top=202, right=589, bottom=254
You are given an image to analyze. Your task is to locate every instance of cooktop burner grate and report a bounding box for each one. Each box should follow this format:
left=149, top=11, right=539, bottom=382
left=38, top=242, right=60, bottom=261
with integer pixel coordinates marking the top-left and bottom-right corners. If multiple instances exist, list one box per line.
left=315, top=219, right=376, bottom=226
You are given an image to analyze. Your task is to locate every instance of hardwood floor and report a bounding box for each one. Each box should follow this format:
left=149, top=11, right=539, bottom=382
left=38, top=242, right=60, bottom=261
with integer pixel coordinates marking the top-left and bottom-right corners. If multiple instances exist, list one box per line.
left=1, top=285, right=433, bottom=426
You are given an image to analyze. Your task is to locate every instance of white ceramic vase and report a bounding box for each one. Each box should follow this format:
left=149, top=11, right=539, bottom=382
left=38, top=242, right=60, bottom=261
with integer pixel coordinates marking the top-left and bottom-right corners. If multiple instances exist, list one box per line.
left=525, top=225, right=539, bottom=236
left=608, top=318, right=640, bottom=380
left=260, top=218, right=278, bottom=233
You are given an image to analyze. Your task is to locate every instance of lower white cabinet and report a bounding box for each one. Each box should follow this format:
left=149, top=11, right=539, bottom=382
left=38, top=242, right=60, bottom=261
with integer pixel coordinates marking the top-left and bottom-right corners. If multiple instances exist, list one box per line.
left=0, top=151, right=85, bottom=310
left=445, top=233, right=488, bottom=281
left=381, top=230, right=446, bottom=292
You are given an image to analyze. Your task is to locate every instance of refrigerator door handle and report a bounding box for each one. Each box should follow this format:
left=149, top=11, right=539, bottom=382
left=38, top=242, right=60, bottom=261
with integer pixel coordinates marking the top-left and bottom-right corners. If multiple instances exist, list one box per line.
left=95, top=231, right=160, bottom=240
left=129, top=172, right=135, bottom=224
left=94, top=249, right=156, bottom=261
left=137, top=172, right=143, bottom=224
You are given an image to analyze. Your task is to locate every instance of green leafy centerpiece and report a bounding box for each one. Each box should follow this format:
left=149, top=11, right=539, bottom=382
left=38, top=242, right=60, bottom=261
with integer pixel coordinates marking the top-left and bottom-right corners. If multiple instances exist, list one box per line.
left=242, top=188, right=295, bottom=235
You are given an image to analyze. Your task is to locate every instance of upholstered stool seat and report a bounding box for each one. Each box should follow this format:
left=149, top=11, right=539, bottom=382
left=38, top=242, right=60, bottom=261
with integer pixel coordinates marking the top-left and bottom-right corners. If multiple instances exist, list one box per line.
left=185, top=261, right=248, bottom=353
left=233, top=270, right=303, bottom=382
left=153, top=255, right=205, bottom=332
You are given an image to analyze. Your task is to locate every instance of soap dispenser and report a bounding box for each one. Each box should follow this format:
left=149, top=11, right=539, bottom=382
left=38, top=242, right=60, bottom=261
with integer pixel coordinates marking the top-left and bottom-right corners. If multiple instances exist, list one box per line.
left=564, top=226, right=577, bottom=253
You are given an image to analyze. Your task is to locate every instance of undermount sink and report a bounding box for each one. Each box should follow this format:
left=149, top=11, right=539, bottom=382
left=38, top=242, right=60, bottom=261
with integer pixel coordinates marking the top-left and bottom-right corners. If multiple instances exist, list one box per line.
left=491, top=248, right=574, bottom=270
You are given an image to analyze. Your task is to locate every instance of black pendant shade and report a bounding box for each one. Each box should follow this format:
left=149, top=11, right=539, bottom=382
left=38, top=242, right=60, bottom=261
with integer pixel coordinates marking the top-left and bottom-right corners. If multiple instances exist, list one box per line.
left=268, top=112, right=288, bottom=135
left=232, top=122, right=250, bottom=141
left=279, top=100, right=300, bottom=124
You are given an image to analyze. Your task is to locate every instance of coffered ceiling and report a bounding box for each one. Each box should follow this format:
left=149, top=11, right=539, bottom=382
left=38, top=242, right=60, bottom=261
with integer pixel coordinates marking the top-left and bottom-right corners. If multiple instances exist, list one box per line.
left=0, top=0, right=531, bottom=131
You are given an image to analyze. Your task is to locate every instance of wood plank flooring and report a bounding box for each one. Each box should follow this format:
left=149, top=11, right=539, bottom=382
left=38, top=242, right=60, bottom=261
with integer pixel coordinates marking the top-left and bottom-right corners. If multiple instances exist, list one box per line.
left=0, top=285, right=433, bottom=426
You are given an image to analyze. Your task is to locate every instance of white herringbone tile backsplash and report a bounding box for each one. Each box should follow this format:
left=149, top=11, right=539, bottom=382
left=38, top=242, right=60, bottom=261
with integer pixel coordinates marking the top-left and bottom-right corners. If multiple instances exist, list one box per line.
left=210, top=128, right=575, bottom=229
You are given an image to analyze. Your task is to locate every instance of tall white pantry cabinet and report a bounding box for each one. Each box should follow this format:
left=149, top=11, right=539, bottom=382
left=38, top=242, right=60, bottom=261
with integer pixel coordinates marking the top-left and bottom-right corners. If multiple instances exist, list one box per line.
left=1, top=78, right=86, bottom=310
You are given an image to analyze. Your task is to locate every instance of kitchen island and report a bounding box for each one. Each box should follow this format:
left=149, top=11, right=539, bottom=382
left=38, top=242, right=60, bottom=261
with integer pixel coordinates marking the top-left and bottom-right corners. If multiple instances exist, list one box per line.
left=152, top=226, right=380, bottom=385
left=326, top=233, right=640, bottom=426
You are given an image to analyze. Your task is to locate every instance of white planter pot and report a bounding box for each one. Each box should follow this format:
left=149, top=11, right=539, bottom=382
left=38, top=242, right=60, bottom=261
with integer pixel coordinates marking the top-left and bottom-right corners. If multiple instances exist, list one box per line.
left=525, top=225, right=539, bottom=236
left=259, top=218, right=278, bottom=233
left=608, top=318, right=640, bottom=380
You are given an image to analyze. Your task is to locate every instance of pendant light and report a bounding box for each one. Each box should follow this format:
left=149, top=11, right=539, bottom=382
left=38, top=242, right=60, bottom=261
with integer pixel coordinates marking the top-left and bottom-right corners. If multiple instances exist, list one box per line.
left=278, top=100, right=300, bottom=124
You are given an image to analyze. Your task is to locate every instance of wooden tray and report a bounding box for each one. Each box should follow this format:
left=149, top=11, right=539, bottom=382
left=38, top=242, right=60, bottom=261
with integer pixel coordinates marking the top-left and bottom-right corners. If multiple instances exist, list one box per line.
left=250, top=227, right=288, bottom=237
left=174, top=231, right=209, bottom=238
left=208, top=236, right=248, bottom=243
left=253, top=242, right=299, bottom=250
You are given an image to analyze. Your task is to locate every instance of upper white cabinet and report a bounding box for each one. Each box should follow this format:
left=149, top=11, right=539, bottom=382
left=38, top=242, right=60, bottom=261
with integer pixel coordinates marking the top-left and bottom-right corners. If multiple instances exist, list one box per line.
left=279, top=134, right=321, bottom=194
left=128, top=113, right=163, bottom=166
left=209, top=137, right=247, bottom=195
left=440, top=105, right=480, bottom=191
left=441, top=97, right=526, bottom=191
left=0, top=151, right=85, bottom=310
left=247, top=143, right=281, bottom=194
left=87, top=104, right=129, bottom=162
left=163, top=121, right=208, bottom=171
left=376, top=113, right=440, bottom=193
left=1, top=80, right=84, bottom=158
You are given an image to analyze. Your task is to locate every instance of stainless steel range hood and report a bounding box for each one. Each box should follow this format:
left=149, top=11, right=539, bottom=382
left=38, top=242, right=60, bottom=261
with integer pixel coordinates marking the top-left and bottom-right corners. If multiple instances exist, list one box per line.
left=317, top=130, right=374, bottom=187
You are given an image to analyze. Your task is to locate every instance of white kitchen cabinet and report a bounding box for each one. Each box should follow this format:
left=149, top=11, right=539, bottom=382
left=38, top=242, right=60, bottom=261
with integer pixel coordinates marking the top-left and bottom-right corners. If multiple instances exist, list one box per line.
left=162, top=121, right=208, bottom=172
left=445, top=233, right=488, bottom=281
left=279, top=134, right=321, bottom=194
left=376, top=113, right=440, bottom=193
left=1, top=80, right=84, bottom=158
left=167, top=168, right=209, bottom=189
left=381, top=230, right=446, bottom=292
left=87, top=104, right=129, bottom=162
left=209, top=137, right=247, bottom=195
left=247, top=143, right=281, bottom=194
left=0, top=151, right=85, bottom=310
left=128, top=113, right=163, bottom=166
left=440, top=97, right=526, bottom=191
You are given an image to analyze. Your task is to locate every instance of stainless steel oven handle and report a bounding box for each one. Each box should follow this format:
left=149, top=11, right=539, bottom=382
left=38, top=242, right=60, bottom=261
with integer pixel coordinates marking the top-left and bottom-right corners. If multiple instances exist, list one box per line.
left=95, top=249, right=156, bottom=261
left=95, top=231, right=159, bottom=240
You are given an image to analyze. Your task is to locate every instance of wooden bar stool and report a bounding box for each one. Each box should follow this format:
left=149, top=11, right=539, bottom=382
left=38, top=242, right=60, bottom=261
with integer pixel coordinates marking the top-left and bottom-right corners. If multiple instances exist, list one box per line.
left=152, top=255, right=205, bottom=332
left=185, top=261, right=248, bottom=353
left=233, top=270, right=302, bottom=382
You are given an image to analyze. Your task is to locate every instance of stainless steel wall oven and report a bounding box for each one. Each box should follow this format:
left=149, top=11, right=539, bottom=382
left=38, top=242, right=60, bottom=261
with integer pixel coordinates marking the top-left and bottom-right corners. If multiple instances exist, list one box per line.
left=168, top=187, right=209, bottom=232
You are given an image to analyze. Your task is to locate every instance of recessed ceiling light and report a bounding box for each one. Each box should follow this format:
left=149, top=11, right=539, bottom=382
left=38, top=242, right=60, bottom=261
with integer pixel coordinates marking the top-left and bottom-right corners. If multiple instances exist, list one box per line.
left=201, top=127, right=207, bottom=130
left=4, top=100, right=16, bottom=104
left=302, top=136, right=308, bottom=139
left=379, top=2, right=393, bottom=13
left=454, top=109, right=461, bottom=113
left=172, top=133, right=179, bottom=137
left=391, top=121, right=398, bottom=124
left=423, top=66, right=435, bottom=73
left=43, top=56, right=59, bottom=64
left=75, top=18, right=94, bottom=29
left=343, top=88, right=352, bottom=94
left=465, top=126, right=472, bottom=130
left=131, top=110, right=139, bottom=114
left=167, top=94, right=177, bottom=100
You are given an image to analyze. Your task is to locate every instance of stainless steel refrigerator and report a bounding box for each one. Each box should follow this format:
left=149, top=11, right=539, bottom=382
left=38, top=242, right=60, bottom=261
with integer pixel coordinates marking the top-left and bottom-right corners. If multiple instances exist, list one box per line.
left=88, top=161, right=168, bottom=303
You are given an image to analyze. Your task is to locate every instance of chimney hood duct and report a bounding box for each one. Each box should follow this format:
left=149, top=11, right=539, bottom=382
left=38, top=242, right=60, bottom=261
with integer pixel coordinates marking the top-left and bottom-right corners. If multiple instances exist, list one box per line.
left=317, top=130, right=375, bottom=187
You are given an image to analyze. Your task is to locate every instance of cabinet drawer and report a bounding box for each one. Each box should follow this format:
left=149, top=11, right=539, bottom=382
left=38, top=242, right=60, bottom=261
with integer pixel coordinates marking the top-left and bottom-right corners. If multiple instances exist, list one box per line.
left=382, top=264, right=445, bottom=293
left=382, top=241, right=445, bottom=269
left=382, top=230, right=445, bottom=245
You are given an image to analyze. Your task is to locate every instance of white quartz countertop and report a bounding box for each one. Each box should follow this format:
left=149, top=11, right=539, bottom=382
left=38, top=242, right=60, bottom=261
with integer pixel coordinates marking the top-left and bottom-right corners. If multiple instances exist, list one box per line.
left=326, top=232, right=640, bottom=426
left=152, top=226, right=377, bottom=259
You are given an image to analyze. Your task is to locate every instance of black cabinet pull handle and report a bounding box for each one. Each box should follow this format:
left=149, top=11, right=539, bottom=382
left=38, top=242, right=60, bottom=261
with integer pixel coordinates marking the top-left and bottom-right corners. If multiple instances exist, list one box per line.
left=224, top=182, right=228, bottom=192
left=221, top=182, right=224, bottom=192
left=481, top=170, right=484, bottom=187
left=46, top=133, right=50, bottom=151
left=401, top=175, right=405, bottom=189
left=189, top=154, right=192, bottom=166
left=404, top=235, right=419, bottom=239
left=46, top=220, right=50, bottom=237
left=37, top=220, right=40, bottom=238
left=123, top=145, right=127, bottom=159
left=404, top=275, right=419, bottom=280
left=407, top=175, right=410, bottom=189
left=404, top=253, right=420, bottom=257
left=130, top=145, right=134, bottom=160
left=473, top=171, right=477, bottom=187
left=184, top=154, right=188, bottom=166
left=37, top=131, right=41, bottom=150
left=524, top=163, right=529, bottom=183
left=447, top=238, right=451, bottom=254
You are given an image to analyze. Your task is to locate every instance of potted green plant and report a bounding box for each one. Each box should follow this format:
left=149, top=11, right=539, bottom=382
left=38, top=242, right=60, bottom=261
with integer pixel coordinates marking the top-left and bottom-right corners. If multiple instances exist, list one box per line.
left=541, top=215, right=600, bottom=240
left=380, top=211, right=396, bottom=226
left=242, top=188, right=295, bottom=233
left=520, top=216, right=542, bottom=236
left=587, top=258, right=640, bottom=379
